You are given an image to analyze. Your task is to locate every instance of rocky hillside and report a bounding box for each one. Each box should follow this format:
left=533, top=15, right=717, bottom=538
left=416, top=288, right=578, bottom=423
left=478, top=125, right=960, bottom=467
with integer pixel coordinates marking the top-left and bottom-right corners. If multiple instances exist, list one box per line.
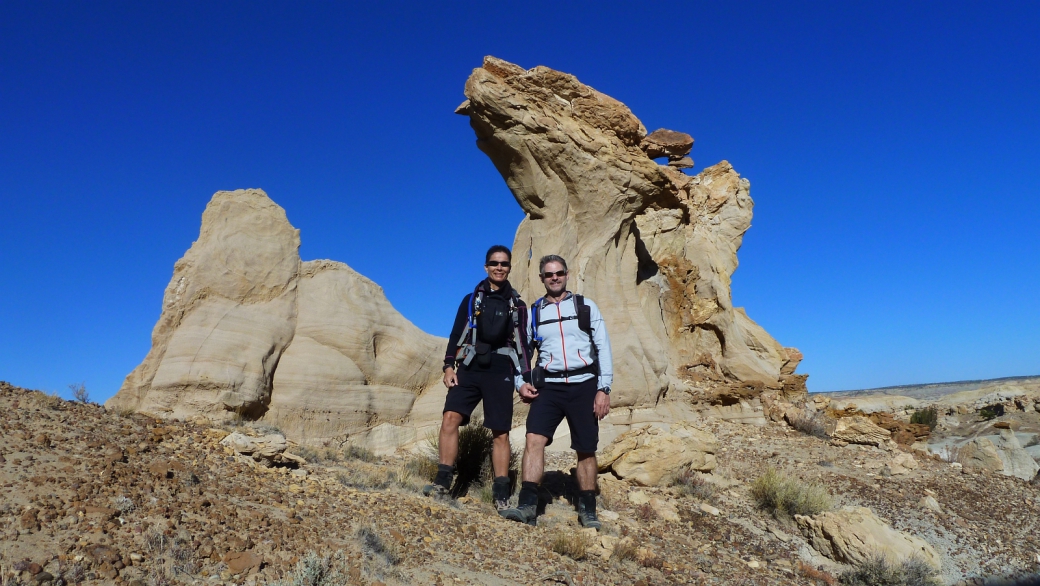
left=5, top=381, right=1040, bottom=585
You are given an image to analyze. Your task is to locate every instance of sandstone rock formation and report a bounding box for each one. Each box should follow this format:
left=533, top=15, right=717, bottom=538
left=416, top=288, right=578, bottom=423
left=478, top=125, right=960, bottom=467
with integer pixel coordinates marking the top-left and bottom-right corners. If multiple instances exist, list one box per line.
left=956, top=431, right=1039, bottom=480
left=110, top=189, right=301, bottom=419
left=458, top=56, right=800, bottom=408
left=795, top=507, right=941, bottom=570
left=598, top=423, right=718, bottom=486
left=107, top=190, right=446, bottom=446
left=830, top=416, right=891, bottom=448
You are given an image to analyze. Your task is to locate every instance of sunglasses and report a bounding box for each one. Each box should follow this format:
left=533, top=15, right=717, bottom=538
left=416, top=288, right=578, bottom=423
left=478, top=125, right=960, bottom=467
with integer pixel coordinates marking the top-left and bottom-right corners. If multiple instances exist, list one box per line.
left=541, top=270, right=567, bottom=279
left=486, top=260, right=511, bottom=267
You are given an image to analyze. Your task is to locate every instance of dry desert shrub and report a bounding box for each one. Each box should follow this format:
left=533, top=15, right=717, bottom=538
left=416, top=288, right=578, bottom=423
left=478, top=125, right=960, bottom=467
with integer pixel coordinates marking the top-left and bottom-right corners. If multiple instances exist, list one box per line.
left=634, top=502, right=656, bottom=521
left=788, top=410, right=831, bottom=439
left=143, top=527, right=198, bottom=584
left=838, top=554, right=941, bottom=586
left=551, top=530, right=593, bottom=561
left=403, top=452, right=439, bottom=482
left=638, top=550, right=665, bottom=570
left=424, top=419, right=520, bottom=497
left=751, top=467, right=833, bottom=519
left=69, top=382, right=89, bottom=403
left=670, top=467, right=717, bottom=501
left=797, top=561, right=838, bottom=586
left=611, top=538, right=639, bottom=564
left=267, top=550, right=351, bottom=586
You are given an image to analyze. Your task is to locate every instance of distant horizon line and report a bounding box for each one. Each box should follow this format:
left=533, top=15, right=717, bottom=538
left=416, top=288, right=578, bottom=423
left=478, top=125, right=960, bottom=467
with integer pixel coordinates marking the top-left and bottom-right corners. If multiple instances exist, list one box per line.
left=816, top=373, right=1040, bottom=395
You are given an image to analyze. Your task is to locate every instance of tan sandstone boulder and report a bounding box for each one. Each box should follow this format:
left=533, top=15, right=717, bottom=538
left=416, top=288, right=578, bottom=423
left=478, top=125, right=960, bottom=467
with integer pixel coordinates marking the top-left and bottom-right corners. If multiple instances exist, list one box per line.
left=957, top=431, right=1040, bottom=480
left=459, top=56, right=793, bottom=407
left=957, top=437, right=1005, bottom=473
left=830, top=416, right=891, bottom=447
left=598, top=423, right=717, bottom=486
left=795, top=506, right=940, bottom=569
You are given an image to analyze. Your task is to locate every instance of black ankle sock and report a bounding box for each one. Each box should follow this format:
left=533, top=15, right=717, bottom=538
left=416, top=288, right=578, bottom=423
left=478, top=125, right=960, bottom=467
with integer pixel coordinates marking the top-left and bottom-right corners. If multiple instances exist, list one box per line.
left=579, top=490, right=597, bottom=512
left=492, top=476, right=510, bottom=500
left=518, top=481, right=539, bottom=508
left=434, top=464, right=454, bottom=488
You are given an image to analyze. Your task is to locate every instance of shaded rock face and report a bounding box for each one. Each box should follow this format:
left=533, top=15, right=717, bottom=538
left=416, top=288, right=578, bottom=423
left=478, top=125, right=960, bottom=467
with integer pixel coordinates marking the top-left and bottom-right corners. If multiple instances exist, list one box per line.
left=107, top=190, right=445, bottom=443
left=459, top=56, right=794, bottom=406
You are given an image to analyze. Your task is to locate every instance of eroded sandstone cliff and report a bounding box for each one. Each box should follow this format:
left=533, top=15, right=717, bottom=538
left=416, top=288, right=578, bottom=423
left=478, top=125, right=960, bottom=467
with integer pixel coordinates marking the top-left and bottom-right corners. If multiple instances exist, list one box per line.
left=458, top=56, right=802, bottom=407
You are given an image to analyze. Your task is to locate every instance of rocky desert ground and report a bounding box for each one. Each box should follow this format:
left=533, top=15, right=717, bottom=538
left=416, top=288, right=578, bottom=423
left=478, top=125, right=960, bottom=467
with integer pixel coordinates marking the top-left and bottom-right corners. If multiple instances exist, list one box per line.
left=4, top=379, right=1040, bottom=586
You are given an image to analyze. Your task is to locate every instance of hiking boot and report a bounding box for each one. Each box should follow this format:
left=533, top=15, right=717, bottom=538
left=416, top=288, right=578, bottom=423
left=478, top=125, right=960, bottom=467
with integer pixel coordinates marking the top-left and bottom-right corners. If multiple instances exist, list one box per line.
left=494, top=497, right=511, bottom=512
left=577, top=503, right=602, bottom=530
left=422, top=483, right=450, bottom=499
left=498, top=504, right=537, bottom=526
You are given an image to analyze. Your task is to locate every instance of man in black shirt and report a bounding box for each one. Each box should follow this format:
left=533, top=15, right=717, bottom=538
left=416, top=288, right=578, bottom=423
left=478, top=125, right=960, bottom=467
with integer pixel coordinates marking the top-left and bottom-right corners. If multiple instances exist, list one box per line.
left=425, top=245, right=531, bottom=511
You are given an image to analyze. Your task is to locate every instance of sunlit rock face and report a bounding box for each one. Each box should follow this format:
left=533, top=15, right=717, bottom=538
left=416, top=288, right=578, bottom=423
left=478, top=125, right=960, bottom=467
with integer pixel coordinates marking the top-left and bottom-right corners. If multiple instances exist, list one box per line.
left=458, top=56, right=798, bottom=407
left=107, top=190, right=446, bottom=447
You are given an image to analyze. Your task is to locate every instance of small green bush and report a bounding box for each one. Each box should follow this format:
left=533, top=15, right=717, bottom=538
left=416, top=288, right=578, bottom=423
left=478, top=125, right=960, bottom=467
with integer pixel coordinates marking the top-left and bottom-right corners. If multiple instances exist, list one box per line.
left=839, top=554, right=940, bottom=586
left=751, top=468, right=833, bottom=519
left=909, top=407, right=938, bottom=430
left=979, top=404, right=1004, bottom=420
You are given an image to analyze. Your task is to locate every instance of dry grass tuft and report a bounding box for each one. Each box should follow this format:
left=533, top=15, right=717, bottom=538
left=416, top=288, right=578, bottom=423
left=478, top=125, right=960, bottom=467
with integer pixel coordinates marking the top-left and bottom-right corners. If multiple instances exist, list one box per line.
left=788, top=410, right=831, bottom=439
left=838, top=554, right=941, bottom=586
left=634, top=502, right=656, bottom=521
left=671, top=467, right=717, bottom=501
left=335, top=462, right=420, bottom=492
left=751, top=468, right=833, bottom=519
left=797, top=561, right=838, bottom=585
left=551, top=530, right=593, bottom=561
left=611, top=538, right=639, bottom=564
left=637, top=549, right=665, bottom=570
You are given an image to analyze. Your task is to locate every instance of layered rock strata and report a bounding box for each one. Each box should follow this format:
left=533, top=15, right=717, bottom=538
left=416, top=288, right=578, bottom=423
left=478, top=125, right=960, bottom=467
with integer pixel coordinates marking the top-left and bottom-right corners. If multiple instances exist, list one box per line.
left=458, top=56, right=800, bottom=407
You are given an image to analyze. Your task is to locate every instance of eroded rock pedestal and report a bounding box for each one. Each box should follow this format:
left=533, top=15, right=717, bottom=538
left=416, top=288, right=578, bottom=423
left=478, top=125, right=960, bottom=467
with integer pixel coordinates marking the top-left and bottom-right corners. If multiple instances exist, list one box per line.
left=457, top=56, right=802, bottom=408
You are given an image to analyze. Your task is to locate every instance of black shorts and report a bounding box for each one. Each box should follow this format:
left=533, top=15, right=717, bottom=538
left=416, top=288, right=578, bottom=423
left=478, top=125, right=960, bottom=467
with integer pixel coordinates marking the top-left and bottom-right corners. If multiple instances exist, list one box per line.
left=525, top=377, right=599, bottom=453
left=443, top=358, right=514, bottom=431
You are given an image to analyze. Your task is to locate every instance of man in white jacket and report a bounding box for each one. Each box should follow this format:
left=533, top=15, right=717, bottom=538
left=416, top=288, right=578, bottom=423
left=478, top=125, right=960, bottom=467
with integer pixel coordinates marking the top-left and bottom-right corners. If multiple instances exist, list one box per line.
left=500, top=254, right=613, bottom=529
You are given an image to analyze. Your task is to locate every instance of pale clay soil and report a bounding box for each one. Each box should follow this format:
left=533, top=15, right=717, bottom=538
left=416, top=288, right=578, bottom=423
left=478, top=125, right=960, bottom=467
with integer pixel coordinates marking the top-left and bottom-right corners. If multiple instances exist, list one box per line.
left=2, top=381, right=1040, bottom=586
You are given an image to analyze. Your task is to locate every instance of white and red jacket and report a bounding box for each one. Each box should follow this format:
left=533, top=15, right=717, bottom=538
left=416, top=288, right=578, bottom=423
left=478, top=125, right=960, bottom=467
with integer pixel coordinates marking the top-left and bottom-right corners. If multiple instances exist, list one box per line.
left=529, top=292, right=613, bottom=390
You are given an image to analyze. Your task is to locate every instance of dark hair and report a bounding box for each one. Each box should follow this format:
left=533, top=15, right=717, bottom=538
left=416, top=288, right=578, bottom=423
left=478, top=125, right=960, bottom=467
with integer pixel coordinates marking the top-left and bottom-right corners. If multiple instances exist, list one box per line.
left=538, top=254, right=568, bottom=273
left=485, top=245, right=512, bottom=264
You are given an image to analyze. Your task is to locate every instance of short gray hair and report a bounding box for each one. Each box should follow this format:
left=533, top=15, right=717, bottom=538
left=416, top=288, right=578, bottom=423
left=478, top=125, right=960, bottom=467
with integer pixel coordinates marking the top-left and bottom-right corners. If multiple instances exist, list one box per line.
left=538, top=254, right=568, bottom=274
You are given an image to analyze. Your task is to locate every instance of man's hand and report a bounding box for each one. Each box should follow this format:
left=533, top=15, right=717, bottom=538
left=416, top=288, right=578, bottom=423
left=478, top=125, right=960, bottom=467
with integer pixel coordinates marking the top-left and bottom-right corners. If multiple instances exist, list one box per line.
left=594, top=390, right=611, bottom=420
left=443, top=366, right=458, bottom=388
left=518, top=382, right=539, bottom=403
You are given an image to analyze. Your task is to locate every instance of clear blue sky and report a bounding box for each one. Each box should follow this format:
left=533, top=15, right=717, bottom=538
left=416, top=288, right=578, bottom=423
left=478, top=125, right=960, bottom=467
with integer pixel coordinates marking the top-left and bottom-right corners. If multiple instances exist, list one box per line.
left=2, top=2, right=1037, bottom=403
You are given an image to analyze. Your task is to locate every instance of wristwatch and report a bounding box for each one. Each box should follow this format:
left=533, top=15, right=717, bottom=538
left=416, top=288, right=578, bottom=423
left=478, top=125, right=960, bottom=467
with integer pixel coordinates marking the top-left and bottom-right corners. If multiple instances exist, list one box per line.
left=600, top=387, right=611, bottom=395
left=442, top=364, right=454, bottom=372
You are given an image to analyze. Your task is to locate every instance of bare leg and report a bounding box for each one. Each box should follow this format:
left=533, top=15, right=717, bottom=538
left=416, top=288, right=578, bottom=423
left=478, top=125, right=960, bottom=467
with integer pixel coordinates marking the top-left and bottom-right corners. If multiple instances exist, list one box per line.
left=438, top=411, right=464, bottom=466
left=575, top=451, right=598, bottom=491
left=522, top=433, right=548, bottom=484
left=491, top=430, right=511, bottom=478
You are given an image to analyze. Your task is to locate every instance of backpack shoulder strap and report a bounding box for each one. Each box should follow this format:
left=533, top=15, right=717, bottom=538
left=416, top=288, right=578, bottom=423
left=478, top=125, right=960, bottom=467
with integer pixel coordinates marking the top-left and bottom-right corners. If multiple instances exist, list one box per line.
left=574, top=294, right=592, bottom=336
